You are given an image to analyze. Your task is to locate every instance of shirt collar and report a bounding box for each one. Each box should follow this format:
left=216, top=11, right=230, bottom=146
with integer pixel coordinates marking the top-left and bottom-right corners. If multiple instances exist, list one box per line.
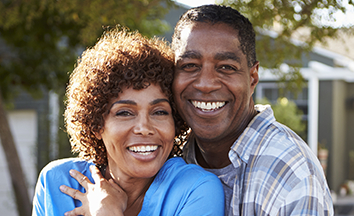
left=229, top=105, right=275, bottom=164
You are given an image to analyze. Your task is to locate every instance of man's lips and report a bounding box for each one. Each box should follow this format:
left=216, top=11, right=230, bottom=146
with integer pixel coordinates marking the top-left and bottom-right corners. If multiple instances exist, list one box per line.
left=191, top=100, right=226, bottom=112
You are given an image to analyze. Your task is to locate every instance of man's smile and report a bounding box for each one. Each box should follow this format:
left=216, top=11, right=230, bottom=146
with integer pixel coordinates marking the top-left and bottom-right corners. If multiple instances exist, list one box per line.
left=191, top=100, right=226, bottom=112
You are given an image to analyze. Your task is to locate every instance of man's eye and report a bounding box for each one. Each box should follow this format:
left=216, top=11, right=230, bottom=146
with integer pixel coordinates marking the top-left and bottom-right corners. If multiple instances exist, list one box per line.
left=181, top=63, right=199, bottom=71
left=116, top=111, right=133, bottom=116
left=218, top=65, right=238, bottom=73
left=220, top=65, right=236, bottom=71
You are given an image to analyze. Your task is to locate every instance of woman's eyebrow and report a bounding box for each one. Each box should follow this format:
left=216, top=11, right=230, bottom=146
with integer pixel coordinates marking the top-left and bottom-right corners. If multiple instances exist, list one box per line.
left=109, top=100, right=136, bottom=110
left=150, top=98, right=170, bottom=105
left=112, top=100, right=136, bottom=106
left=109, top=98, right=169, bottom=109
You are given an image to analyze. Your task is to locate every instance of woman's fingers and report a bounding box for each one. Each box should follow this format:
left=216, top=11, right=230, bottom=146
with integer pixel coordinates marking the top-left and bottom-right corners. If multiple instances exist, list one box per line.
left=60, top=185, right=84, bottom=200
left=63, top=206, right=84, bottom=216
left=90, top=165, right=104, bottom=184
left=69, top=169, right=92, bottom=189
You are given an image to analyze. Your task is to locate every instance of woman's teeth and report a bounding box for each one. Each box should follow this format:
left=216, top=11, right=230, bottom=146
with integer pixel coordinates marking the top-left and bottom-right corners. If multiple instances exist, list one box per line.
left=191, top=101, right=226, bottom=111
left=128, top=145, right=158, bottom=155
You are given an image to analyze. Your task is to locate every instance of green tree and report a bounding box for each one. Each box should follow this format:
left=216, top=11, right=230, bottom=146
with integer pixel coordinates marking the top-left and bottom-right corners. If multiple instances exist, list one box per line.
left=0, top=0, right=174, bottom=215
left=256, top=97, right=306, bottom=139
left=222, top=0, right=354, bottom=91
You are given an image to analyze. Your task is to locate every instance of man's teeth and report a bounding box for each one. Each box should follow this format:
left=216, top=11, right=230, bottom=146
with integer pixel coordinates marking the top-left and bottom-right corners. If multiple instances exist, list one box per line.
left=128, top=145, right=158, bottom=154
left=191, top=101, right=226, bottom=111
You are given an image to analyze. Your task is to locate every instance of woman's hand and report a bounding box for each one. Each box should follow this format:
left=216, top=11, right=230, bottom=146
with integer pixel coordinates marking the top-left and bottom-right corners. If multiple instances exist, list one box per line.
left=60, top=165, right=127, bottom=216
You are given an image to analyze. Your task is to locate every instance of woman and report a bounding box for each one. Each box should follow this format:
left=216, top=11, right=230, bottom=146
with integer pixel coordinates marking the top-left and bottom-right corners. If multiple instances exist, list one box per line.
left=32, top=28, right=224, bottom=216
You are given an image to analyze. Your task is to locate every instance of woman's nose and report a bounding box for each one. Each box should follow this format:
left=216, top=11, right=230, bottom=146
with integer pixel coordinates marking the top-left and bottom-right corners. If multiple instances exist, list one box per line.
left=133, top=115, right=155, bottom=136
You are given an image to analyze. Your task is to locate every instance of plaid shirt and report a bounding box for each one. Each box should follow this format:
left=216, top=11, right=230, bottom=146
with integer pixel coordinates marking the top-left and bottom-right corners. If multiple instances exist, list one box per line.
left=183, top=105, right=333, bottom=216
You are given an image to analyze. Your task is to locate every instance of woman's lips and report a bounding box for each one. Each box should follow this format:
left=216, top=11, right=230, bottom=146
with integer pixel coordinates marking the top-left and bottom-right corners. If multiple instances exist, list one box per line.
left=127, top=145, right=160, bottom=160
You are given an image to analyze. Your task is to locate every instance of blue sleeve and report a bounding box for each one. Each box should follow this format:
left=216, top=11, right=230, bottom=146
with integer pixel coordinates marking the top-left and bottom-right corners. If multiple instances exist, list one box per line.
left=32, top=159, right=92, bottom=216
left=178, top=173, right=225, bottom=216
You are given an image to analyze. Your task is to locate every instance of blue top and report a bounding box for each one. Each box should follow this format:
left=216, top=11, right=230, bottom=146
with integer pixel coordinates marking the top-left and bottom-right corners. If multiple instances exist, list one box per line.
left=32, top=157, right=224, bottom=216
left=184, top=105, right=333, bottom=216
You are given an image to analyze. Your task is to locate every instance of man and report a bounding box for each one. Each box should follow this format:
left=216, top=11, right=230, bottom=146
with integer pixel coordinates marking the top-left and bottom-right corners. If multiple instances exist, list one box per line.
left=171, top=4, right=333, bottom=216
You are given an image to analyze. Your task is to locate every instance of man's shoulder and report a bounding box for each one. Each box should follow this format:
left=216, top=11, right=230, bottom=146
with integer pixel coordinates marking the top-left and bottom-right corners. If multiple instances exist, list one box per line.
left=156, top=158, right=221, bottom=194
left=247, top=127, right=326, bottom=189
left=163, top=157, right=218, bottom=180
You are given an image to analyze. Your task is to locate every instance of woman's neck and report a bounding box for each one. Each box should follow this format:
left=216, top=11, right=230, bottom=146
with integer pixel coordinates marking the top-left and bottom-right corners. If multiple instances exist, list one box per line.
left=105, top=165, right=154, bottom=216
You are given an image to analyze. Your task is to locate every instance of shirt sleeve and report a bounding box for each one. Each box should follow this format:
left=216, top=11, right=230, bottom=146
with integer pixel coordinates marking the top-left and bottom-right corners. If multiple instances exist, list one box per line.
left=278, top=175, right=334, bottom=216
left=178, top=173, right=225, bottom=216
left=32, top=159, right=89, bottom=216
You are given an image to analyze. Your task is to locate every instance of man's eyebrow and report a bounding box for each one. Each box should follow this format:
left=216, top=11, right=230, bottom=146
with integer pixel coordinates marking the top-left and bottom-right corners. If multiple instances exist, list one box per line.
left=150, top=98, right=170, bottom=106
left=214, top=52, right=241, bottom=63
left=178, top=51, right=202, bottom=59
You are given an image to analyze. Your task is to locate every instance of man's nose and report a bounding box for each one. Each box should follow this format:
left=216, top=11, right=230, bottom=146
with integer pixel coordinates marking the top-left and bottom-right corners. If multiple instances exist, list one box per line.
left=192, top=65, right=222, bottom=93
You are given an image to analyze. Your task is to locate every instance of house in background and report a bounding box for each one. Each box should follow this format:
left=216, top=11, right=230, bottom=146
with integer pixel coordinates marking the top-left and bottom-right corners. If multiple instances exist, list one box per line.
left=258, top=46, right=354, bottom=192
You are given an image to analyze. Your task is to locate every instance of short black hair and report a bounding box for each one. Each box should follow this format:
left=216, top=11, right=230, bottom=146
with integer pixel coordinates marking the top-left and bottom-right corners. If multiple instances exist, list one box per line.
left=172, top=4, right=257, bottom=68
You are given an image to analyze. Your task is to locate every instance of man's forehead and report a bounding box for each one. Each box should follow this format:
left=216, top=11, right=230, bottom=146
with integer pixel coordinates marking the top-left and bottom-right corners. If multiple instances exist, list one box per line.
left=174, top=25, right=194, bottom=58
left=175, top=23, right=242, bottom=61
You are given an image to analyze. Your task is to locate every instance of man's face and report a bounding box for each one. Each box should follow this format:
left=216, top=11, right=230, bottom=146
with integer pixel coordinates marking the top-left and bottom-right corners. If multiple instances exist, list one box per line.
left=172, top=22, right=259, bottom=144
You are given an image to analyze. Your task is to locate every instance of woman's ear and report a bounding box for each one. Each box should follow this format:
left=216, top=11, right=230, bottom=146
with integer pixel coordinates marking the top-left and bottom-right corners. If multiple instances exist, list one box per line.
left=94, top=130, right=102, bottom=140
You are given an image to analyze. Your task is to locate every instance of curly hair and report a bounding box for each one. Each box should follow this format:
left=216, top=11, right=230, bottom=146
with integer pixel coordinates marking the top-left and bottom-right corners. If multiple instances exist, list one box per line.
left=172, top=4, right=257, bottom=68
left=65, top=28, right=188, bottom=166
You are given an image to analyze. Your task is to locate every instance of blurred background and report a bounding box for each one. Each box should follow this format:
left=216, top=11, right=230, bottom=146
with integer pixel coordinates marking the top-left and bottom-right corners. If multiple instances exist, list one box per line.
left=0, top=0, right=353, bottom=215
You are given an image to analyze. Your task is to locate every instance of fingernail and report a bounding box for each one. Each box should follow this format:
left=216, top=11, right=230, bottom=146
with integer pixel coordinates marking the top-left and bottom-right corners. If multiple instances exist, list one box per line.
left=59, top=185, right=65, bottom=191
left=69, top=169, right=75, bottom=175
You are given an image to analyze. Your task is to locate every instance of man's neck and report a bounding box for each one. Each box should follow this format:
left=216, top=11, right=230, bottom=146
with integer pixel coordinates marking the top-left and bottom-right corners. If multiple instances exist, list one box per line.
left=195, top=144, right=231, bottom=169
left=194, top=138, right=232, bottom=169
left=193, top=106, right=258, bottom=169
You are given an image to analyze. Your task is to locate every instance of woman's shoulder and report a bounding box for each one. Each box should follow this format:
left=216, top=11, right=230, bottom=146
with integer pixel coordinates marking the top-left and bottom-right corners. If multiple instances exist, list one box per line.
left=39, top=158, right=94, bottom=180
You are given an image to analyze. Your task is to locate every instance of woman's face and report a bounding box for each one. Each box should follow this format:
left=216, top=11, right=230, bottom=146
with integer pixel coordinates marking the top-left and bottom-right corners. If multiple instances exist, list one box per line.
left=97, top=84, right=175, bottom=180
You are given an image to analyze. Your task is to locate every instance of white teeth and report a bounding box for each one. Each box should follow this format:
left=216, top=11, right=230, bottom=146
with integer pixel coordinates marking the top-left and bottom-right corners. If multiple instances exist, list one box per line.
left=191, top=101, right=226, bottom=111
left=128, top=145, right=158, bottom=154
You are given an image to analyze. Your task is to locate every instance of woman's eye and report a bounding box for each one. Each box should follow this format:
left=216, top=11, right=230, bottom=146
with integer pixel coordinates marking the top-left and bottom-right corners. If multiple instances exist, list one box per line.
left=154, top=110, right=169, bottom=116
left=116, top=110, right=133, bottom=116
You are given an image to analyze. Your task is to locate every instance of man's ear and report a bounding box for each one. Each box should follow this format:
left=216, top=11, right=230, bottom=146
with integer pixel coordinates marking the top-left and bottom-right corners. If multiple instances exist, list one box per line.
left=250, top=61, right=259, bottom=90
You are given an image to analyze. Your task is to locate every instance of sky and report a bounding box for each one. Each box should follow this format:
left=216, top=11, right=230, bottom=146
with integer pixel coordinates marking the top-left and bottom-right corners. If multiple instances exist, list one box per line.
left=174, top=0, right=354, bottom=28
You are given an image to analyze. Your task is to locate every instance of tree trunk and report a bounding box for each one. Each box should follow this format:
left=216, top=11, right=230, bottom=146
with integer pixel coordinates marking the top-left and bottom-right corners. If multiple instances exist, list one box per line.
left=0, top=94, right=31, bottom=216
